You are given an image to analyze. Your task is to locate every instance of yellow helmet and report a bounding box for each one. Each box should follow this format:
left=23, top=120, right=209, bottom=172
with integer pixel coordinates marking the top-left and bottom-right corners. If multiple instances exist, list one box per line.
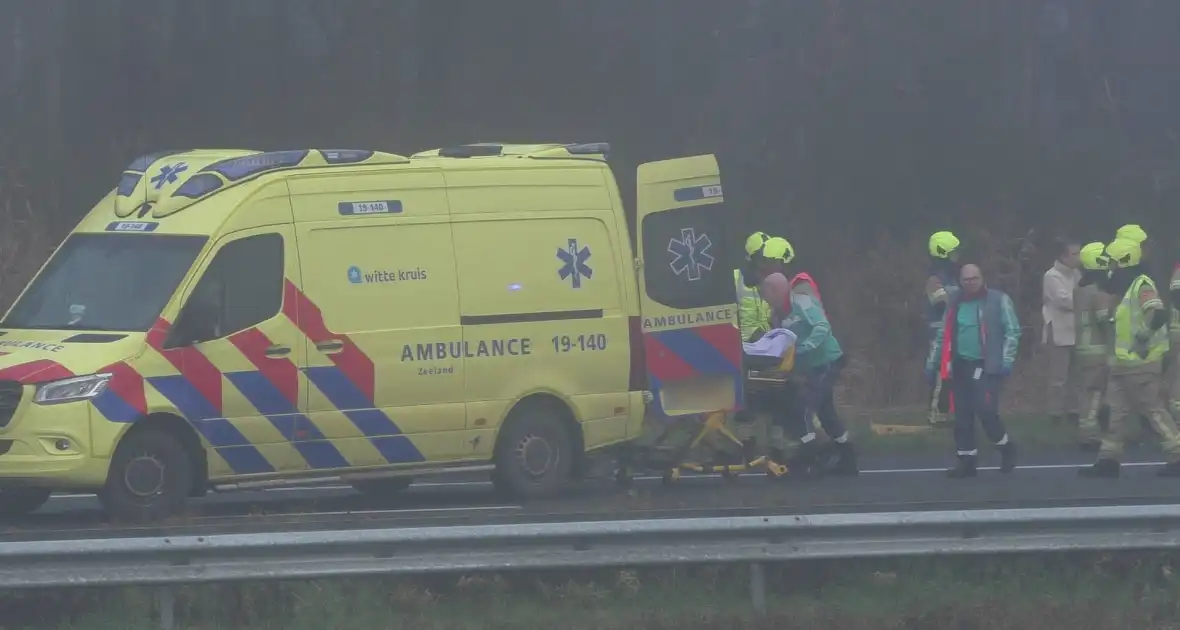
left=761, top=237, right=795, bottom=264
left=1079, top=242, right=1109, bottom=271
left=1116, top=224, right=1147, bottom=244
left=929, top=231, right=960, bottom=259
left=744, top=231, right=770, bottom=258
left=1105, top=237, right=1142, bottom=267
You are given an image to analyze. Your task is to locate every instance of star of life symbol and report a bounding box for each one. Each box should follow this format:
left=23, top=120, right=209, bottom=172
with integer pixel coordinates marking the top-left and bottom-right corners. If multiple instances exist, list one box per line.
left=150, top=162, right=189, bottom=189
left=668, top=228, right=714, bottom=281
left=557, top=238, right=593, bottom=288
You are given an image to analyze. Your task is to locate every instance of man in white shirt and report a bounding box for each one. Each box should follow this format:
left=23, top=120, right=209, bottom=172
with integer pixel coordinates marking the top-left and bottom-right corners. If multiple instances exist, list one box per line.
left=1043, top=237, right=1083, bottom=425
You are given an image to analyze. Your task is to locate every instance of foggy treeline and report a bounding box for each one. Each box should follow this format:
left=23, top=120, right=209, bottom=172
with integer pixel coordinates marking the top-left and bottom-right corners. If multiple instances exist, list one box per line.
left=2, top=0, right=1179, bottom=407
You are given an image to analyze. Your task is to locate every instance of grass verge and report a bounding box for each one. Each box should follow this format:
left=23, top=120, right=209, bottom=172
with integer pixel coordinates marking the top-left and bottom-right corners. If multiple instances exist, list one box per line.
left=14, top=553, right=1180, bottom=629
left=852, top=405, right=1168, bottom=456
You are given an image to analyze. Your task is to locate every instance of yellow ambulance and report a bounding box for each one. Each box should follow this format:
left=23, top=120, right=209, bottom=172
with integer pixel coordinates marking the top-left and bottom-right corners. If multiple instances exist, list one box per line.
left=0, top=143, right=743, bottom=522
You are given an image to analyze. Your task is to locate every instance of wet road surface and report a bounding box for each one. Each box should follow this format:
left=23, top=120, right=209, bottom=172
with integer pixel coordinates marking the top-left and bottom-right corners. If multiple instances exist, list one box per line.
left=6, top=450, right=1180, bottom=542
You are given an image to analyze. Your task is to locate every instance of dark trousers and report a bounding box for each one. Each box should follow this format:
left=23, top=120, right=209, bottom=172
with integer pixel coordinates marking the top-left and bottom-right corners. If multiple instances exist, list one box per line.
left=747, top=382, right=808, bottom=440
left=951, top=358, right=1008, bottom=454
left=801, top=356, right=848, bottom=440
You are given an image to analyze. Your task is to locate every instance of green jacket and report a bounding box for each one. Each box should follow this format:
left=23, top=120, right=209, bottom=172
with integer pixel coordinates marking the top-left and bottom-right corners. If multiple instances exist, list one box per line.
left=781, top=292, right=844, bottom=370
left=926, top=289, right=1020, bottom=376
left=734, top=269, right=771, bottom=340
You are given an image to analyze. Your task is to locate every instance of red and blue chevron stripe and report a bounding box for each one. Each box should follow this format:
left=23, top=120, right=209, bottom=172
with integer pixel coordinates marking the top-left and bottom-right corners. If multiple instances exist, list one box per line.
left=0, top=280, right=429, bottom=476
left=145, top=320, right=276, bottom=475
left=226, top=326, right=350, bottom=471
left=283, top=281, right=424, bottom=464
left=644, top=322, right=744, bottom=417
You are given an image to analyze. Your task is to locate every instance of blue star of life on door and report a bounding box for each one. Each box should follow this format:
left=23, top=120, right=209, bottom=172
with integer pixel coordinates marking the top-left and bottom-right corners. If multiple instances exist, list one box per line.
left=557, top=238, right=593, bottom=288
left=150, top=162, right=189, bottom=189
left=668, top=228, right=714, bottom=281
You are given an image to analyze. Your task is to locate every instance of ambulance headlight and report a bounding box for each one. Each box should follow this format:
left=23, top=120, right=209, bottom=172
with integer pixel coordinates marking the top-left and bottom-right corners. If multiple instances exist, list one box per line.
left=34, top=374, right=112, bottom=405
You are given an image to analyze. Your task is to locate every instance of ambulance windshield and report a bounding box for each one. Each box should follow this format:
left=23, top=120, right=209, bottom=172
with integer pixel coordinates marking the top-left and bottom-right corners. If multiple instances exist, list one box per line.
left=3, top=233, right=207, bottom=332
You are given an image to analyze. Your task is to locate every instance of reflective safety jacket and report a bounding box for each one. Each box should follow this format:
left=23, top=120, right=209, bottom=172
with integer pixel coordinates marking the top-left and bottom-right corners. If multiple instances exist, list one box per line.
left=1111, top=274, right=1168, bottom=373
left=734, top=268, right=772, bottom=341
left=1072, top=281, right=1110, bottom=366
left=925, top=262, right=959, bottom=334
left=1169, top=264, right=1180, bottom=346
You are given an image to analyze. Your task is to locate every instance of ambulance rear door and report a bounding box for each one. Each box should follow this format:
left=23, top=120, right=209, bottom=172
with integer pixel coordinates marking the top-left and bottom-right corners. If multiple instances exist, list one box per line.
left=634, top=154, right=742, bottom=417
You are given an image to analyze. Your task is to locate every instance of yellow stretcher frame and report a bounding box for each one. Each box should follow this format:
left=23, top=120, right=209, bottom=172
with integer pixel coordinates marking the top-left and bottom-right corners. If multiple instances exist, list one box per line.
left=616, top=349, right=796, bottom=486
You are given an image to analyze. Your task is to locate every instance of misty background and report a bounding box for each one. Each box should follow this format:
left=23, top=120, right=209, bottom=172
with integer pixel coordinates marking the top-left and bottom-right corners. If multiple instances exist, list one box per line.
left=1, top=0, right=1178, bottom=408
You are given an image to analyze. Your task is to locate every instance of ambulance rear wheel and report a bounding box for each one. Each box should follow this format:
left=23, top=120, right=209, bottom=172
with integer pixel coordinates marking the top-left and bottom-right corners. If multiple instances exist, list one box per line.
left=0, top=488, right=51, bottom=517
left=100, top=428, right=193, bottom=523
left=492, top=405, right=574, bottom=499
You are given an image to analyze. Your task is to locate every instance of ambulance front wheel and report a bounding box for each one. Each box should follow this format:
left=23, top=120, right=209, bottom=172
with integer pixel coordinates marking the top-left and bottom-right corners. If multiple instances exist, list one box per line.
left=100, top=428, right=193, bottom=523
left=492, top=403, right=574, bottom=499
left=0, top=488, right=51, bottom=517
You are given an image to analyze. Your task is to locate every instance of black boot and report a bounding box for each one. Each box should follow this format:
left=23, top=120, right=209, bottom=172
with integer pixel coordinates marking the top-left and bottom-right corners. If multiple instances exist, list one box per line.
left=946, top=454, right=977, bottom=478
left=827, top=441, right=859, bottom=476
left=783, top=440, right=821, bottom=478
left=1079, top=458, right=1120, bottom=478
left=998, top=442, right=1017, bottom=473
left=1066, top=412, right=1080, bottom=427
left=1157, top=461, right=1180, bottom=477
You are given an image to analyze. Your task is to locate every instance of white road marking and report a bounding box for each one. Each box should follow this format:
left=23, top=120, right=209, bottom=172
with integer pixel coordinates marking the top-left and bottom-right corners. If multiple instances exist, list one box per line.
left=47, top=461, right=1170, bottom=502
left=191, top=505, right=521, bottom=520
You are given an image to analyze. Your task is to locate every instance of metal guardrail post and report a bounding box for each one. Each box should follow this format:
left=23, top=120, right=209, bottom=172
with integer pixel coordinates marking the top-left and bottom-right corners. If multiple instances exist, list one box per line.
left=156, top=587, right=175, bottom=630
left=749, top=562, right=766, bottom=614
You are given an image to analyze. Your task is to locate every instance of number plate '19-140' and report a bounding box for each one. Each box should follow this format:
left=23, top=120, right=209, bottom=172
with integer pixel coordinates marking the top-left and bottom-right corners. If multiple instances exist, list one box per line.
left=338, top=200, right=404, bottom=216
left=105, top=221, right=159, bottom=232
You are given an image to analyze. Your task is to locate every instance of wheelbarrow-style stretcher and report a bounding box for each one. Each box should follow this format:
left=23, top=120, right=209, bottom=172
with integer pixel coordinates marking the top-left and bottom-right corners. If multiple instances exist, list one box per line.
left=616, top=346, right=796, bottom=487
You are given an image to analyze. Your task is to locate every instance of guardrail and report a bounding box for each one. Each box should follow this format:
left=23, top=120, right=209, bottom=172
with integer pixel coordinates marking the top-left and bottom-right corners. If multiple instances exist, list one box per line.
left=6, top=504, right=1180, bottom=628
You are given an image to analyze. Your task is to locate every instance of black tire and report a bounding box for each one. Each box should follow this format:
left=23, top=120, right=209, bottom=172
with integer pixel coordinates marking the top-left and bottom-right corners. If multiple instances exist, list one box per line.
left=349, top=477, right=413, bottom=497
left=492, top=404, right=574, bottom=499
left=99, top=428, right=193, bottom=523
left=0, top=488, right=52, bottom=517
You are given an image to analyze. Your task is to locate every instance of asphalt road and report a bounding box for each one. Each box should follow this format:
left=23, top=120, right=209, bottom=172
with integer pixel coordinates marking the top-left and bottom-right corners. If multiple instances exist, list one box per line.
left=6, top=449, right=1180, bottom=542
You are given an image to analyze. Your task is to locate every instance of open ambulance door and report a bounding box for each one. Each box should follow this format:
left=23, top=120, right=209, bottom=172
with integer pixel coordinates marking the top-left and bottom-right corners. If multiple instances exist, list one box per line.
left=635, top=154, right=743, bottom=417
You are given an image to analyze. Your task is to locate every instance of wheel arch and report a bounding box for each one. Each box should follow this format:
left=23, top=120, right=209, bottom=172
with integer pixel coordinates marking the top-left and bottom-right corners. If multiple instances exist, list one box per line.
left=496, top=392, right=585, bottom=477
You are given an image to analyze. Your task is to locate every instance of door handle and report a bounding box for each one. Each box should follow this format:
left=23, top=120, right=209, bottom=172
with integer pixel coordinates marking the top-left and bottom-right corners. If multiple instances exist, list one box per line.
left=264, top=345, right=291, bottom=357
left=315, top=340, right=345, bottom=354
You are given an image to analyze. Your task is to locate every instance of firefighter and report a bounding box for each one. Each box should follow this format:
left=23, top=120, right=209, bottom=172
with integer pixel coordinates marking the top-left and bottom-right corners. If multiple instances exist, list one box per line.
left=1073, top=242, right=1112, bottom=450
left=734, top=231, right=806, bottom=472
left=1168, top=244, right=1180, bottom=428
left=926, top=230, right=962, bottom=338
left=1079, top=238, right=1180, bottom=477
left=925, top=231, right=962, bottom=426
left=736, top=232, right=773, bottom=342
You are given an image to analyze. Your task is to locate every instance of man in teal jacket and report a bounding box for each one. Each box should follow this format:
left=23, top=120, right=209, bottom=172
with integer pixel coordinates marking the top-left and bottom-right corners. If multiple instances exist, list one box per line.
left=757, top=240, right=858, bottom=476
left=926, top=263, right=1020, bottom=478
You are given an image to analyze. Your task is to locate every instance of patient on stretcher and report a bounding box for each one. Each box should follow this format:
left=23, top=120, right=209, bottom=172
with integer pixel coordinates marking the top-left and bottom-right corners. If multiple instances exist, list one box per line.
left=743, top=328, right=796, bottom=374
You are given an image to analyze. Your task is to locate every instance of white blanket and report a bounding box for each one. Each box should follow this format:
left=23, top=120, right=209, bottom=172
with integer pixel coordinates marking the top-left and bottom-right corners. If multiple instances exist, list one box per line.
left=742, top=328, right=796, bottom=358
